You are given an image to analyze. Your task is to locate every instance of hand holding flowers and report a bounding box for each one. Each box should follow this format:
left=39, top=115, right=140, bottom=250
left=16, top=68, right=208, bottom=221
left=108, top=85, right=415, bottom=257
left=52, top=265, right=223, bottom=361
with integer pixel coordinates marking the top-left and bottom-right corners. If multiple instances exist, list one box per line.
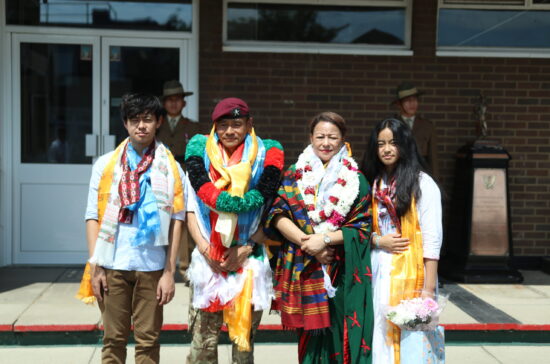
left=386, top=292, right=449, bottom=331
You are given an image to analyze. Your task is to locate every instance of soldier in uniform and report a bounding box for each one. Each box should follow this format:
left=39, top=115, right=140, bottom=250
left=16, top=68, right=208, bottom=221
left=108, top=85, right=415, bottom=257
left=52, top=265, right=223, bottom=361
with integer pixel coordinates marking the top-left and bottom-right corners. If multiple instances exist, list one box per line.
left=157, top=80, right=202, bottom=284
left=393, top=82, right=439, bottom=178
left=184, top=98, right=284, bottom=363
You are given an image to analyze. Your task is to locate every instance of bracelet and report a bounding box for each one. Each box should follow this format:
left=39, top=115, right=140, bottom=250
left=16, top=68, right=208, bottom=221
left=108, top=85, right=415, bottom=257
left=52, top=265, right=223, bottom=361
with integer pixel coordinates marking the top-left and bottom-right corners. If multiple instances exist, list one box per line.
left=372, top=233, right=381, bottom=249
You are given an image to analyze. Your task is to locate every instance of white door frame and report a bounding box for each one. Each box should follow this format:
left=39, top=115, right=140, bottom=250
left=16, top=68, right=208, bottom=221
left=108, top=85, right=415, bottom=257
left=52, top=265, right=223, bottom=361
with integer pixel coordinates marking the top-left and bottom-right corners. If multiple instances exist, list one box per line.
left=0, top=0, right=199, bottom=266
left=11, top=33, right=101, bottom=264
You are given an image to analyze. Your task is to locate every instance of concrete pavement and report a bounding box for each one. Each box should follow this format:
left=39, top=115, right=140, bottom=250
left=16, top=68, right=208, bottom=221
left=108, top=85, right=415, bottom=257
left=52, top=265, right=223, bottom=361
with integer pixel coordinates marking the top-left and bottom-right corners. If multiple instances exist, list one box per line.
left=1, top=344, right=550, bottom=364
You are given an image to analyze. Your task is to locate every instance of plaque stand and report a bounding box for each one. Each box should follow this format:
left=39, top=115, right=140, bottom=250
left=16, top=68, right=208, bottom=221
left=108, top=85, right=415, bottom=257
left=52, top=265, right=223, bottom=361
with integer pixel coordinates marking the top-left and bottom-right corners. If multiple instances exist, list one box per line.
left=441, top=140, right=523, bottom=283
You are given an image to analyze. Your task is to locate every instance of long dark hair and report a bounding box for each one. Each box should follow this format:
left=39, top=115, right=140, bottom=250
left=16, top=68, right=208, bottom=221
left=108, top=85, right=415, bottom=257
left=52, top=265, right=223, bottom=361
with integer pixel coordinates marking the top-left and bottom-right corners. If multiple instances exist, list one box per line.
left=361, top=118, right=430, bottom=217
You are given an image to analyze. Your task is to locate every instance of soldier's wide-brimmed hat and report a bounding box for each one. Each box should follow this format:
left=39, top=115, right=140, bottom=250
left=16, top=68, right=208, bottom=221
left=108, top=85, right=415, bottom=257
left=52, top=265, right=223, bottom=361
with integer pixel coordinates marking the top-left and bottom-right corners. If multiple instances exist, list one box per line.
left=392, top=82, right=424, bottom=104
left=162, top=80, right=193, bottom=99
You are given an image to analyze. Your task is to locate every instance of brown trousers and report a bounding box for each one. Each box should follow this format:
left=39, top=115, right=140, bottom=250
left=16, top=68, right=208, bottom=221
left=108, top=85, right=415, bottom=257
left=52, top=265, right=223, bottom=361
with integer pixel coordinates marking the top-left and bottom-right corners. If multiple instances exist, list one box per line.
left=99, top=269, right=164, bottom=364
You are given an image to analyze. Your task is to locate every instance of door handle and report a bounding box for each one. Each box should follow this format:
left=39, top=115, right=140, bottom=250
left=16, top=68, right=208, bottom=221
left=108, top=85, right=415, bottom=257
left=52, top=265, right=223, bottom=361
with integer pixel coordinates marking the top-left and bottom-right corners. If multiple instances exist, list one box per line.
left=103, top=135, right=116, bottom=153
left=85, top=134, right=98, bottom=157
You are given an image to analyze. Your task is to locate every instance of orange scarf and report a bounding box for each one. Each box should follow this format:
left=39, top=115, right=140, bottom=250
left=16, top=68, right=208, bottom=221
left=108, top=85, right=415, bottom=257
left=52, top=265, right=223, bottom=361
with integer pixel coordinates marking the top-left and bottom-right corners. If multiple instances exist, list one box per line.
left=372, top=197, right=424, bottom=364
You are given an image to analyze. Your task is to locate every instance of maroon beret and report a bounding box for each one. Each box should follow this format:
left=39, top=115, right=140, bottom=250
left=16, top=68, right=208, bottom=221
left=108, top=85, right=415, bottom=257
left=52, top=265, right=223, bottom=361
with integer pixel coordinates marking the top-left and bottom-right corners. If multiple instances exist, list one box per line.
left=211, top=97, right=250, bottom=122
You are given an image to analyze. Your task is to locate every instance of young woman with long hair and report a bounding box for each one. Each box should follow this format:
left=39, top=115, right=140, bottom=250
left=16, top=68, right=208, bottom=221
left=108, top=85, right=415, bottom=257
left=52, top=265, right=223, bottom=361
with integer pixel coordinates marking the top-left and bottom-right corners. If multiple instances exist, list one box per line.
left=361, top=118, right=442, bottom=364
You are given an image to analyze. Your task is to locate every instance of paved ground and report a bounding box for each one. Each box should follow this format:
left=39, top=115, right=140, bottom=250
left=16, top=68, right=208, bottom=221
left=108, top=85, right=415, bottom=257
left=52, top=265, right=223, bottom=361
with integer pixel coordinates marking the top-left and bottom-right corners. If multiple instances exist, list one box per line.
left=0, top=267, right=549, bottom=363
left=1, top=343, right=550, bottom=364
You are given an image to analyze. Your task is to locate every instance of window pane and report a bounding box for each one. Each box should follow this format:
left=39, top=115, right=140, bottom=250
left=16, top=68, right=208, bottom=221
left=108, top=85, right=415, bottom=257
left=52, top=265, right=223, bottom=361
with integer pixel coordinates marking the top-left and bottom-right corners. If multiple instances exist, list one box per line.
left=20, top=43, right=93, bottom=164
left=438, top=9, right=550, bottom=47
left=7, top=0, right=192, bottom=32
left=227, top=3, right=405, bottom=45
left=109, top=46, right=179, bottom=145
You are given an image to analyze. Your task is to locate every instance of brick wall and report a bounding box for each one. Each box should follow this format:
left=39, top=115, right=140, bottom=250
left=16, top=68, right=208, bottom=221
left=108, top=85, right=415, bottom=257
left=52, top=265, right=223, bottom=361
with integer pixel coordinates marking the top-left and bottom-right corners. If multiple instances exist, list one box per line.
left=198, top=0, right=550, bottom=257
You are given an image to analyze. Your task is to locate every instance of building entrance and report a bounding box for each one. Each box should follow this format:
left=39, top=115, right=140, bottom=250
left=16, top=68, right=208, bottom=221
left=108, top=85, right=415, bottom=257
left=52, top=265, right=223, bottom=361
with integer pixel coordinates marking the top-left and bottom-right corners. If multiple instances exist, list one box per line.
left=11, top=33, right=191, bottom=264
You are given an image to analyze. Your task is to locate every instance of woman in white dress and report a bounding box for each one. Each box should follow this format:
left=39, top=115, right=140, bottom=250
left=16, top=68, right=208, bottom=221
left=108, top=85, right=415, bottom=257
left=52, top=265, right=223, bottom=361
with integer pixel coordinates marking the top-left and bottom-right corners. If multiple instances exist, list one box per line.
left=360, top=118, right=442, bottom=364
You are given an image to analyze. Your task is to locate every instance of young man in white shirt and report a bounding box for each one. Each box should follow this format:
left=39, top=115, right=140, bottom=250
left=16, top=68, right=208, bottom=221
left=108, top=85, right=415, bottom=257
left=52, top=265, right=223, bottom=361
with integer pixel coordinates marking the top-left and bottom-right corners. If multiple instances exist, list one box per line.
left=86, top=93, right=185, bottom=363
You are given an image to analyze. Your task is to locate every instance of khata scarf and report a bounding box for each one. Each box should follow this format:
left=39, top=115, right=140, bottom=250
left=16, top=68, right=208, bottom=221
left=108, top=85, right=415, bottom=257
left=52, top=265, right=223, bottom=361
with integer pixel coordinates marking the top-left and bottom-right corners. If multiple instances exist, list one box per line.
left=185, top=128, right=283, bottom=352
left=79, top=137, right=183, bottom=277
left=76, top=138, right=184, bottom=303
left=372, top=177, right=424, bottom=364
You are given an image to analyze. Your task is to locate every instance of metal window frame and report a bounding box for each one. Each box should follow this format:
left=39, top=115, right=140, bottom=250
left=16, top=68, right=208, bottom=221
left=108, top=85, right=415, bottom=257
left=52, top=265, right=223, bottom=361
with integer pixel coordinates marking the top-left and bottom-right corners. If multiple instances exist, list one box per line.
left=222, top=0, right=413, bottom=56
left=4, top=0, right=195, bottom=33
left=439, top=0, right=550, bottom=11
left=436, top=0, right=550, bottom=57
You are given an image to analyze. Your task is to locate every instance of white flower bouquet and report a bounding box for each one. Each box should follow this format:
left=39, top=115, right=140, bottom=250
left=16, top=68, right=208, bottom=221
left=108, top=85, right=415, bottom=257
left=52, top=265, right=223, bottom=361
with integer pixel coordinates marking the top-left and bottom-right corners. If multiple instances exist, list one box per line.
left=385, top=291, right=449, bottom=331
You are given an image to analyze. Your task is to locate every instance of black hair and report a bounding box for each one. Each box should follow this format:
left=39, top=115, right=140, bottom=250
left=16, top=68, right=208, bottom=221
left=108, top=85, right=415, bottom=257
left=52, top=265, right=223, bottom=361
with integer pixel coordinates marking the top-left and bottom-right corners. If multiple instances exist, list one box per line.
left=360, top=118, right=430, bottom=218
left=309, top=111, right=347, bottom=138
left=120, top=93, right=163, bottom=122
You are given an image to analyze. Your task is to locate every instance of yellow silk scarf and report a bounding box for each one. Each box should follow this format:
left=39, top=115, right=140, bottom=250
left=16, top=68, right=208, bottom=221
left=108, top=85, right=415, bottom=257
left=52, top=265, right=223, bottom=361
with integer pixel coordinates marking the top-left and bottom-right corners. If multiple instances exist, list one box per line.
left=372, top=197, right=424, bottom=364
left=205, top=127, right=259, bottom=351
left=223, top=269, right=254, bottom=352
left=76, top=139, right=184, bottom=303
left=205, top=126, right=258, bottom=246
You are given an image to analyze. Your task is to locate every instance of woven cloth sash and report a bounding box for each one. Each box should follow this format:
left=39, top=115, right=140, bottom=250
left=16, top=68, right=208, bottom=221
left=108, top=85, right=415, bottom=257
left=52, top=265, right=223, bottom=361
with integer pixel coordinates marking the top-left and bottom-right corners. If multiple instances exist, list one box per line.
left=372, top=183, right=424, bottom=364
left=372, top=176, right=400, bottom=232
left=118, top=141, right=155, bottom=223
left=77, top=138, right=184, bottom=303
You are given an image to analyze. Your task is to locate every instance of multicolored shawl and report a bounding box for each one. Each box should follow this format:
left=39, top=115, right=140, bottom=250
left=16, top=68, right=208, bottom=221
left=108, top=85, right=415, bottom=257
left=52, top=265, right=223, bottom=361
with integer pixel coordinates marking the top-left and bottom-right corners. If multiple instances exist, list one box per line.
left=184, top=129, right=284, bottom=352
left=372, top=177, right=424, bottom=364
left=75, top=138, right=184, bottom=304
left=266, top=165, right=374, bottom=364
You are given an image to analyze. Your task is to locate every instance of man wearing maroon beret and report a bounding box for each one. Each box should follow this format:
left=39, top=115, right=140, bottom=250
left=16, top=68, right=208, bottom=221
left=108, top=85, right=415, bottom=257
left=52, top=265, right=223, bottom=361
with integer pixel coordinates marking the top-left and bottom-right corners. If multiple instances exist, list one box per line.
left=183, top=98, right=284, bottom=363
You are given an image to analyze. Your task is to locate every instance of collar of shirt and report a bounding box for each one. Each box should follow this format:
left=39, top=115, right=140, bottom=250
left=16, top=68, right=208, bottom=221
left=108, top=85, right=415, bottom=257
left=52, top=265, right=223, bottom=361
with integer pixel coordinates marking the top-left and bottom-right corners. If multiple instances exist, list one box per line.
left=402, top=115, right=415, bottom=129
left=168, top=115, right=182, bottom=132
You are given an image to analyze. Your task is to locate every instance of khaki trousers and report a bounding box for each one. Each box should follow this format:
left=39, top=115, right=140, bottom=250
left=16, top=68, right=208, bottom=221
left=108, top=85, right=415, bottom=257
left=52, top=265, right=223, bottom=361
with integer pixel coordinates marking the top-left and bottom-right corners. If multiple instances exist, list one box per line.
left=99, top=269, right=164, bottom=364
left=186, top=288, right=263, bottom=364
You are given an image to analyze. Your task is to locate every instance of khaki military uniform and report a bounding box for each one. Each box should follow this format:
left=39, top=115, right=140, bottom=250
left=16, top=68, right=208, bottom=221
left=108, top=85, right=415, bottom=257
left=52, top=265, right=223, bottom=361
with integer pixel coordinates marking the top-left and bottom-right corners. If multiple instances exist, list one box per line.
left=186, top=287, right=263, bottom=364
left=398, top=115, right=439, bottom=178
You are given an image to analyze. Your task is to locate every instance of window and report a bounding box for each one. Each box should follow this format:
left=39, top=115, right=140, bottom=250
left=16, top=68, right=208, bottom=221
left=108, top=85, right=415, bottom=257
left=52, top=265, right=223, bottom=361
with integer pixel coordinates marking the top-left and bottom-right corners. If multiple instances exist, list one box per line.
left=7, top=0, right=192, bottom=32
left=224, top=0, right=412, bottom=55
left=437, top=0, right=550, bottom=57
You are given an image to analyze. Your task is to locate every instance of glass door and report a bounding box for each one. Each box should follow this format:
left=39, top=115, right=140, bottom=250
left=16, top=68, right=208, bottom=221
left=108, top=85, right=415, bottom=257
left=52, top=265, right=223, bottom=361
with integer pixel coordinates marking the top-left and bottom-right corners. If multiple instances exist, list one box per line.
left=12, top=34, right=190, bottom=264
left=12, top=33, right=100, bottom=264
left=101, top=38, right=186, bottom=150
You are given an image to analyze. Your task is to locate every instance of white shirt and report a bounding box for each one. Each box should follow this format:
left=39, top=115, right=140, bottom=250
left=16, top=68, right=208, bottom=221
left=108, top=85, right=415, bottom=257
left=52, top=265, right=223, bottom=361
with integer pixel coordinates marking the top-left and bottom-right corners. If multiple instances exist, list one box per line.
left=85, top=150, right=186, bottom=271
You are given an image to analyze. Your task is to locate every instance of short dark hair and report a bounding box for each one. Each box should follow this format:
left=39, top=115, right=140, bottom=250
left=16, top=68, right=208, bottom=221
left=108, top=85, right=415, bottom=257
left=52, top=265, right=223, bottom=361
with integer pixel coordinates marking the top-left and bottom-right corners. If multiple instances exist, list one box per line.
left=120, top=93, right=163, bottom=122
left=309, top=111, right=347, bottom=138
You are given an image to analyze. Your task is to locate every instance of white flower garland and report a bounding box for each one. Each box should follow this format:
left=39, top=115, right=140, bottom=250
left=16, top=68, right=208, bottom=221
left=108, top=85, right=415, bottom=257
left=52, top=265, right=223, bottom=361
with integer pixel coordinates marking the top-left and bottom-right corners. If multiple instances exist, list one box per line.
left=295, top=145, right=360, bottom=234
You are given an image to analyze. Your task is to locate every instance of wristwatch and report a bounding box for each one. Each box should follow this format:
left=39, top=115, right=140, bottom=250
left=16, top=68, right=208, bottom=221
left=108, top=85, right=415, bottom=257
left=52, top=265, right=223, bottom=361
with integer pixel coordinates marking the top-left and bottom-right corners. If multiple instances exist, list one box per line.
left=323, top=233, right=331, bottom=246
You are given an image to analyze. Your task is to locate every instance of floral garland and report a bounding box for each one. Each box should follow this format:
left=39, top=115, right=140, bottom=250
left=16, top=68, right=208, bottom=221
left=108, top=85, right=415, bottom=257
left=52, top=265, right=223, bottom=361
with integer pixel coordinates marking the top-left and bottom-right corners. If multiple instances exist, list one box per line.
left=185, top=134, right=284, bottom=213
left=295, top=149, right=360, bottom=233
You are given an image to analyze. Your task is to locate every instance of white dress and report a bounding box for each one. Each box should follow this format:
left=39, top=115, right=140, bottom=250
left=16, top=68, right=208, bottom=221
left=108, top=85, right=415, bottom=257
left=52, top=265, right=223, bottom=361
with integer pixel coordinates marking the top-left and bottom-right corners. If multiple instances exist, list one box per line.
left=371, top=172, right=443, bottom=364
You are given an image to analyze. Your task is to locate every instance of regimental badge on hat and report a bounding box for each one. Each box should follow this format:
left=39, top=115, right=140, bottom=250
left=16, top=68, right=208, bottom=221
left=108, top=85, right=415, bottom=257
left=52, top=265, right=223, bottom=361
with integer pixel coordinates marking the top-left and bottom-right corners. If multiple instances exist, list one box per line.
left=232, top=108, right=241, bottom=117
